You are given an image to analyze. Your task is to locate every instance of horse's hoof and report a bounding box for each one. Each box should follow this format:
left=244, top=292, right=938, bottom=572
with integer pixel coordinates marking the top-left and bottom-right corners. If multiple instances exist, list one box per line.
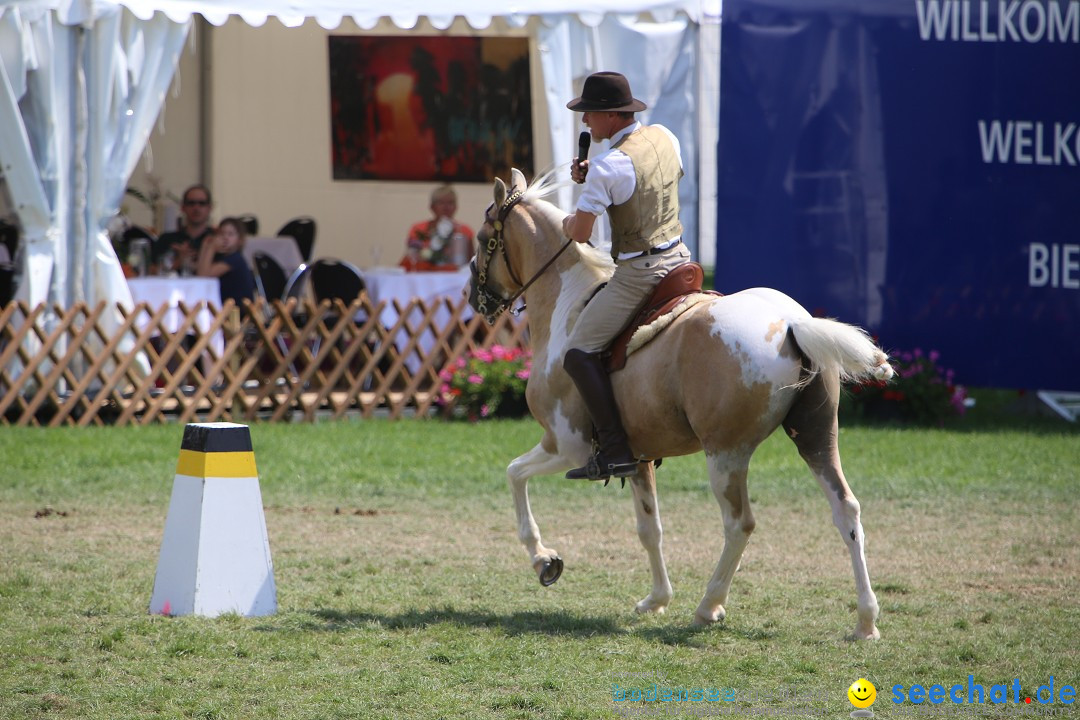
left=853, top=625, right=881, bottom=641
left=538, top=556, right=563, bottom=586
left=692, top=606, right=726, bottom=627
left=635, top=599, right=668, bottom=615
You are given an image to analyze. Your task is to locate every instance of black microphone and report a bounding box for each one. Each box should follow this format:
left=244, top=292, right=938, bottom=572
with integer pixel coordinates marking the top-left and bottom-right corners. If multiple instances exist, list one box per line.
left=577, top=131, right=591, bottom=171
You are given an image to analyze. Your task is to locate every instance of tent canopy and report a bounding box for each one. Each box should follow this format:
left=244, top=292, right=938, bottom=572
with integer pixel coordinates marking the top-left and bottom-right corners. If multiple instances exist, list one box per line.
left=8, top=0, right=713, bottom=28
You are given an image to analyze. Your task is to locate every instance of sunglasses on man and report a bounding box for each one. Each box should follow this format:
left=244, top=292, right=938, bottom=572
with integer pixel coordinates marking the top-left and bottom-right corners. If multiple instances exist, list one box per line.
left=184, top=199, right=210, bottom=207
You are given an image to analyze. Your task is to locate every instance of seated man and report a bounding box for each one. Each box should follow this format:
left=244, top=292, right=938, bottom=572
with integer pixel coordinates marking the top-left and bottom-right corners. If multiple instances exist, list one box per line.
left=400, top=185, right=474, bottom=272
left=154, top=184, right=214, bottom=276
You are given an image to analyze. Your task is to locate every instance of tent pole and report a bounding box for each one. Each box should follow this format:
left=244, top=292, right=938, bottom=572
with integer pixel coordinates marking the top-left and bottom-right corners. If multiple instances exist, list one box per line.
left=198, top=19, right=212, bottom=188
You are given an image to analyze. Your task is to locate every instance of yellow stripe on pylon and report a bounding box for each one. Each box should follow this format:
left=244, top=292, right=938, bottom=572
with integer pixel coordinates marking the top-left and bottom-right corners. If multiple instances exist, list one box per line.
left=175, top=450, right=258, bottom=478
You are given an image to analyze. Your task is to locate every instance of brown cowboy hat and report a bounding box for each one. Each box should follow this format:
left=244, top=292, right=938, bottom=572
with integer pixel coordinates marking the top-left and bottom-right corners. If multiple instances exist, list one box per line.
left=566, top=71, right=647, bottom=112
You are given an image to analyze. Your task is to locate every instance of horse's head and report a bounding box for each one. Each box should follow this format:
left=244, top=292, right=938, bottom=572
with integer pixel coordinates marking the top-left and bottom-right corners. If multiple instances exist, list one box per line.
left=467, top=168, right=530, bottom=323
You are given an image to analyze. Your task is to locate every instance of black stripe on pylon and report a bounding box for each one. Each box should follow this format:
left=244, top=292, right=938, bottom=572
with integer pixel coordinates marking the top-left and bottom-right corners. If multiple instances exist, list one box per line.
left=180, top=423, right=253, bottom=453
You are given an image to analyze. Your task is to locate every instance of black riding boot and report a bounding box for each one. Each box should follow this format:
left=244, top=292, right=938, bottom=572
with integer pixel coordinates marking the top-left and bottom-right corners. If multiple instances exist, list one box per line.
left=563, top=349, right=639, bottom=480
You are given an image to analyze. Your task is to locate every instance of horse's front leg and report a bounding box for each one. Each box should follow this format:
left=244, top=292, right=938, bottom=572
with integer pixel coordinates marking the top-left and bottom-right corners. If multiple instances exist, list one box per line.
left=628, top=462, right=673, bottom=614
left=507, top=443, right=573, bottom=586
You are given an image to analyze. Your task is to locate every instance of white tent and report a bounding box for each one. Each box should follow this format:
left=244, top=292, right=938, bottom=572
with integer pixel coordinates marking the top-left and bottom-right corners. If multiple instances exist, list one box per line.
left=0, top=0, right=717, bottom=331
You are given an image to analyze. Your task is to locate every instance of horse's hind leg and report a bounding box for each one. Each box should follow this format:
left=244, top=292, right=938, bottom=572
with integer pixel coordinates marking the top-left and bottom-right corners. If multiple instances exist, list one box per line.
left=628, top=462, right=673, bottom=614
left=507, top=442, right=571, bottom=586
left=694, top=452, right=755, bottom=626
left=783, top=371, right=880, bottom=640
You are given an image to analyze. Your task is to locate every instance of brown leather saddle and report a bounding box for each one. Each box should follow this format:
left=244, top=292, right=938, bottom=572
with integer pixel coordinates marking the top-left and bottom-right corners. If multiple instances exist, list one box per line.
left=602, top=261, right=720, bottom=372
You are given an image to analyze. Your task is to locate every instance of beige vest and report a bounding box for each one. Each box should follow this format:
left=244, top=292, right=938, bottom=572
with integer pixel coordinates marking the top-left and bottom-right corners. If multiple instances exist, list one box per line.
left=608, top=125, right=683, bottom=258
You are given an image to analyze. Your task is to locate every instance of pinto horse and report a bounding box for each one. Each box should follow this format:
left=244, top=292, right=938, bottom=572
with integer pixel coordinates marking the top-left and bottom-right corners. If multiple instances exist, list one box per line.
left=468, top=169, right=893, bottom=639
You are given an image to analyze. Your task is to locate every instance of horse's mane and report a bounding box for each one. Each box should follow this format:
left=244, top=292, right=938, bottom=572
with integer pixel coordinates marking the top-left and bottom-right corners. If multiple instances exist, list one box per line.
left=521, top=165, right=571, bottom=204
left=521, top=166, right=615, bottom=276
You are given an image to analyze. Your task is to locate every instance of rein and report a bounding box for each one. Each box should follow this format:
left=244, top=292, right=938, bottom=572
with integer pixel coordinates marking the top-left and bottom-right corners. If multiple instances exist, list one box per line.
left=472, top=189, right=574, bottom=324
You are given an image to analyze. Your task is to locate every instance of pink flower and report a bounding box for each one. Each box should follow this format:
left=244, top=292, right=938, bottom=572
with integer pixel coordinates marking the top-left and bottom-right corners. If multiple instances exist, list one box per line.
left=950, top=386, right=968, bottom=415
left=468, top=374, right=484, bottom=385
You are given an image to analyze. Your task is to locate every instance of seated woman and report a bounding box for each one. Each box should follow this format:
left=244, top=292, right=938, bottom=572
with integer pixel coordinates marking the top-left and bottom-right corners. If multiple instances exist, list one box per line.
left=197, top=217, right=256, bottom=311
left=399, top=185, right=474, bottom=272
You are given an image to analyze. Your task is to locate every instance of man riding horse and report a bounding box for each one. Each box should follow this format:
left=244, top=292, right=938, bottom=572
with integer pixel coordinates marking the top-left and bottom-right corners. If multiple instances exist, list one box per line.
left=469, top=163, right=892, bottom=638
left=561, top=71, right=692, bottom=481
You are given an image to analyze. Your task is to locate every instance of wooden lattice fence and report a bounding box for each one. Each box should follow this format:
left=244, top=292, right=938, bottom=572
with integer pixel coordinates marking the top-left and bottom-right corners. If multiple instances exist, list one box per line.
left=0, top=293, right=528, bottom=426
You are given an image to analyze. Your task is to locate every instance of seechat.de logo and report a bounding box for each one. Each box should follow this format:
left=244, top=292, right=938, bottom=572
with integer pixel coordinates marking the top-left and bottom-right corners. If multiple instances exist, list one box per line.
left=891, top=676, right=1076, bottom=706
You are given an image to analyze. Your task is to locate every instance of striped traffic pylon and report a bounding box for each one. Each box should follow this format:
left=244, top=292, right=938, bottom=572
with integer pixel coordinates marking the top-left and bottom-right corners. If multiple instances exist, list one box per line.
left=149, top=422, right=277, bottom=617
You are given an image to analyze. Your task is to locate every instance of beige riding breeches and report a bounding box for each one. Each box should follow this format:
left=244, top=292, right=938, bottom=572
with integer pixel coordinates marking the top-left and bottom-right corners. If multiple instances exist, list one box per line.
left=566, top=243, right=691, bottom=355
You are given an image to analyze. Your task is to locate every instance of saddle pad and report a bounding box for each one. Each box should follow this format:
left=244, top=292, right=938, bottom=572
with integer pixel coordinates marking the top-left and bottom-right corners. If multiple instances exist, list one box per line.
left=628, top=293, right=717, bottom=365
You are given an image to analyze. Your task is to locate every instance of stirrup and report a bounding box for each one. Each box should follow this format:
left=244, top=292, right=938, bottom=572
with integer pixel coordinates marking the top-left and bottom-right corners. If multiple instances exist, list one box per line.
left=565, top=451, right=639, bottom=482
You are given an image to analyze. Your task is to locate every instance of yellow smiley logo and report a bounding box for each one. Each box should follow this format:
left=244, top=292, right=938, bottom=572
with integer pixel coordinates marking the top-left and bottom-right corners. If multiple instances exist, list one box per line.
left=848, top=678, right=877, bottom=709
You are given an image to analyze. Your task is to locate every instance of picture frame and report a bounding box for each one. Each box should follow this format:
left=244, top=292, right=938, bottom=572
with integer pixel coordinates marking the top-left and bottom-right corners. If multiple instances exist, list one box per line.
left=329, top=35, right=533, bottom=182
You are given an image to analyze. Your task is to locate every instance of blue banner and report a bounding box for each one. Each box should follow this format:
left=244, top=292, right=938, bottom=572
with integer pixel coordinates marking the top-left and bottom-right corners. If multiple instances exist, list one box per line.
left=716, top=0, right=1080, bottom=390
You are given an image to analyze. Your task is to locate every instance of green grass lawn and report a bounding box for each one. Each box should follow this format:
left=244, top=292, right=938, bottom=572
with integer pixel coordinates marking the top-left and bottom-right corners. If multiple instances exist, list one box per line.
left=0, top=397, right=1077, bottom=719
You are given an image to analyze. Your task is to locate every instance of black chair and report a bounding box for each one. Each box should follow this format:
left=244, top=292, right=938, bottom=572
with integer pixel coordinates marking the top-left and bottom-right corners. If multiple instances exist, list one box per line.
left=252, top=252, right=288, bottom=302
left=277, top=217, right=316, bottom=262
left=238, top=214, right=259, bottom=236
left=250, top=252, right=298, bottom=376
left=279, top=258, right=366, bottom=313
left=0, top=263, right=14, bottom=305
left=310, top=258, right=365, bottom=304
left=281, top=262, right=309, bottom=301
left=295, top=258, right=371, bottom=371
left=0, top=220, right=15, bottom=303
left=0, top=219, right=17, bottom=262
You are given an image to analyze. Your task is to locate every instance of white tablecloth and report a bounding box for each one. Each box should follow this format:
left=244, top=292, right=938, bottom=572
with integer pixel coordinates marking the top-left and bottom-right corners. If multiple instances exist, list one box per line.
left=363, top=267, right=472, bottom=373
left=128, top=277, right=224, bottom=356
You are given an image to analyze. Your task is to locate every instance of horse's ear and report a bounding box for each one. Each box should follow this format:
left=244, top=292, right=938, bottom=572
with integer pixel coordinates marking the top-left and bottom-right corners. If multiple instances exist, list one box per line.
left=494, top=177, right=507, bottom=208
left=510, top=168, right=527, bottom=194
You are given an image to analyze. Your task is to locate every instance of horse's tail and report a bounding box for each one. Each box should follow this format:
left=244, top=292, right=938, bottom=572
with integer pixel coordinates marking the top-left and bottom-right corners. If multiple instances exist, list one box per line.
left=789, top=317, right=894, bottom=385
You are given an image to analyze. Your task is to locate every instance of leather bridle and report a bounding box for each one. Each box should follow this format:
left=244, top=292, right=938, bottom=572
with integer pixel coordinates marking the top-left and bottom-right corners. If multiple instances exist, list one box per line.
left=469, top=188, right=574, bottom=324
